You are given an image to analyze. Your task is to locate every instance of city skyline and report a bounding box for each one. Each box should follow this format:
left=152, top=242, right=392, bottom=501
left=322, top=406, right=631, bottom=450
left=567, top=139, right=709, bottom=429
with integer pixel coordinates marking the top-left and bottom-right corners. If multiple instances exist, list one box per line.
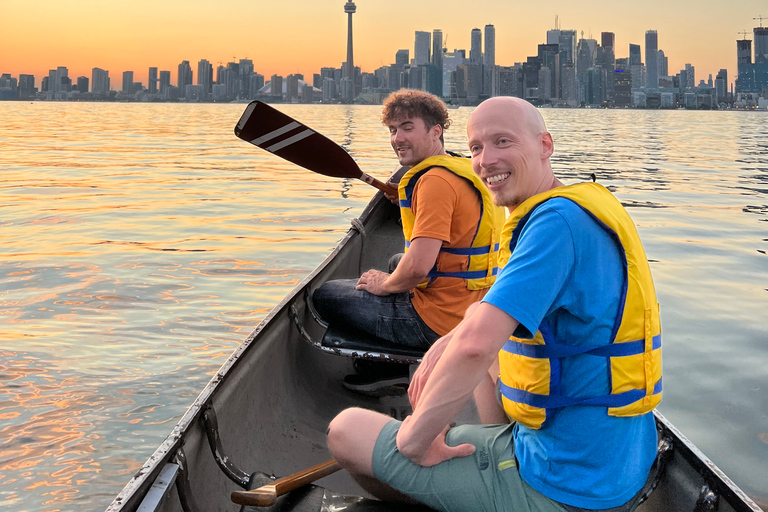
left=1, top=0, right=765, bottom=90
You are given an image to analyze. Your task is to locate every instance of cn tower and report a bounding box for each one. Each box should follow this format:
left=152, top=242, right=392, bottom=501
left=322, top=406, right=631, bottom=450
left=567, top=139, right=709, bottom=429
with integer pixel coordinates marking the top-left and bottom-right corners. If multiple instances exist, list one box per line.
left=344, top=1, right=356, bottom=81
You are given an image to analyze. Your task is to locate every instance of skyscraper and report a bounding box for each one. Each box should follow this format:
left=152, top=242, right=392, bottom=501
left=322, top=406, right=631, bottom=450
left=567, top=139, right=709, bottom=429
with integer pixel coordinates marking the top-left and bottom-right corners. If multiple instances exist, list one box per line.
left=737, top=38, right=752, bottom=64
left=415, top=31, right=431, bottom=66
left=601, top=32, right=615, bottom=50
left=432, top=29, right=444, bottom=96
left=197, top=59, right=213, bottom=97
left=484, top=24, right=495, bottom=97
left=755, top=27, right=768, bottom=63
left=159, top=71, right=171, bottom=95
left=645, top=30, right=658, bottom=90
left=178, top=61, right=193, bottom=92
left=432, top=29, right=443, bottom=69
left=470, top=28, right=482, bottom=64
left=484, top=24, right=496, bottom=67
left=395, top=49, right=409, bottom=66
left=557, top=30, right=576, bottom=64
left=122, top=71, right=134, bottom=93
left=344, top=1, right=356, bottom=82
left=629, top=44, right=642, bottom=66
left=91, top=68, right=109, bottom=96
left=148, top=67, right=158, bottom=94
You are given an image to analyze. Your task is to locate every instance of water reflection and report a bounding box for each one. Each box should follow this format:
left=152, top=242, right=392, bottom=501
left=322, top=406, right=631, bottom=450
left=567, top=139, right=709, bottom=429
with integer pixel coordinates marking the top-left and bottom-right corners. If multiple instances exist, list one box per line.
left=1, top=103, right=766, bottom=510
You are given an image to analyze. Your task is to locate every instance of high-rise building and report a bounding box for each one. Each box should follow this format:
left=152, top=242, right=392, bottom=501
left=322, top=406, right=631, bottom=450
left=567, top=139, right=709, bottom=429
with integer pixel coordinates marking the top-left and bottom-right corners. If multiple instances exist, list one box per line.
left=48, top=66, right=69, bottom=94
left=737, top=39, right=752, bottom=65
left=159, top=71, right=171, bottom=95
left=484, top=24, right=496, bottom=67
left=286, top=74, right=300, bottom=102
left=76, top=76, right=89, bottom=94
left=415, top=31, right=431, bottom=66
left=645, top=30, right=658, bottom=90
left=470, top=28, right=482, bottom=64
left=559, top=30, right=577, bottom=64
left=576, top=37, right=597, bottom=77
left=18, top=74, right=36, bottom=98
left=442, top=50, right=465, bottom=99
left=178, top=61, right=193, bottom=92
left=614, top=58, right=632, bottom=107
left=483, top=24, right=495, bottom=97
left=91, top=68, right=109, bottom=96
left=685, top=63, right=695, bottom=89
left=538, top=44, right=560, bottom=99
left=270, top=74, right=283, bottom=97
left=197, top=60, right=213, bottom=98
left=148, top=67, right=158, bottom=94
left=432, top=29, right=443, bottom=70
left=715, top=69, right=728, bottom=100
left=344, top=1, right=356, bottom=82
left=755, top=27, right=768, bottom=63
left=395, top=49, right=409, bottom=66
left=601, top=32, right=615, bottom=49
left=547, top=29, right=561, bottom=46
left=122, top=71, right=134, bottom=93
left=629, top=44, right=642, bottom=66
left=657, top=50, right=668, bottom=77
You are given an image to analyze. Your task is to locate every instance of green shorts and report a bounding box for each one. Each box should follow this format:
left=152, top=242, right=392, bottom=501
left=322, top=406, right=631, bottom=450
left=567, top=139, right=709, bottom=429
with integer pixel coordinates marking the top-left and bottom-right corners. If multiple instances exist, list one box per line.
left=371, top=420, right=568, bottom=512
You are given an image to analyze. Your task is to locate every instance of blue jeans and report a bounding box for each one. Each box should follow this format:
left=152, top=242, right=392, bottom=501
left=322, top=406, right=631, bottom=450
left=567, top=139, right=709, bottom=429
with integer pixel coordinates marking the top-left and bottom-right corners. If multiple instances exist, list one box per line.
left=312, top=259, right=439, bottom=350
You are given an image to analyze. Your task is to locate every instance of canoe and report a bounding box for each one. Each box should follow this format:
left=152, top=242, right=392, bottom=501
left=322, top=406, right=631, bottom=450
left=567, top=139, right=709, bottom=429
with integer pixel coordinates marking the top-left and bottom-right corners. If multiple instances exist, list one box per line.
left=106, top=189, right=764, bottom=512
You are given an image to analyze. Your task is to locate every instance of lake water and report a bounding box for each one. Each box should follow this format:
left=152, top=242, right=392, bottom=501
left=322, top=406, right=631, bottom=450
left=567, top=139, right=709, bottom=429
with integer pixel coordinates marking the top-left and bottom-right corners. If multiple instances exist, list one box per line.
left=0, top=102, right=766, bottom=511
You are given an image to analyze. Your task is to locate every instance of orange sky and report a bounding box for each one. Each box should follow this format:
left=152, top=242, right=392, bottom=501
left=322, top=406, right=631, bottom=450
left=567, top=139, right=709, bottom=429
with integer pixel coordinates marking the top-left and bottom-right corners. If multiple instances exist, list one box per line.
left=1, top=0, right=764, bottom=90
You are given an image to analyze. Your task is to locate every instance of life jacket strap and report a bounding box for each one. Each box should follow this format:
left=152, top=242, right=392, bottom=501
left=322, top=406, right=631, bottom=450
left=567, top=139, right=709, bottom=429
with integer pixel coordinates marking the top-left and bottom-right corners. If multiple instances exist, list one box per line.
left=502, top=334, right=661, bottom=359
left=499, top=378, right=663, bottom=410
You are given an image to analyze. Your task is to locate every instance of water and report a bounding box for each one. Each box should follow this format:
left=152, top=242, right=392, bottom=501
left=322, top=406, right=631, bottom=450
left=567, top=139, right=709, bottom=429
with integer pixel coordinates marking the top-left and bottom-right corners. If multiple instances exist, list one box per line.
left=0, top=102, right=766, bottom=511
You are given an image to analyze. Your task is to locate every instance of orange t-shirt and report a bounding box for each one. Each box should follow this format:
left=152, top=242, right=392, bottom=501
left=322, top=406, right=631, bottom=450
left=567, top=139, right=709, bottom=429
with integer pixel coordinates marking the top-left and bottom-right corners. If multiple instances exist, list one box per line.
left=409, top=167, right=489, bottom=336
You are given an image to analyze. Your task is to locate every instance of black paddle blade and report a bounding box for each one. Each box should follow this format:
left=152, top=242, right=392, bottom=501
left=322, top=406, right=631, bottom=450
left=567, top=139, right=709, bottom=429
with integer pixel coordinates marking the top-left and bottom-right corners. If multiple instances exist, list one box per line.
left=234, top=101, right=363, bottom=180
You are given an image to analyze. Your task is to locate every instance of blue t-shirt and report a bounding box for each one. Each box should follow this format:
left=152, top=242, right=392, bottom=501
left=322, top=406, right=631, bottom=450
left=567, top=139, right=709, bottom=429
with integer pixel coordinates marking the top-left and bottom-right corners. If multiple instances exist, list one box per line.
left=483, top=198, right=657, bottom=509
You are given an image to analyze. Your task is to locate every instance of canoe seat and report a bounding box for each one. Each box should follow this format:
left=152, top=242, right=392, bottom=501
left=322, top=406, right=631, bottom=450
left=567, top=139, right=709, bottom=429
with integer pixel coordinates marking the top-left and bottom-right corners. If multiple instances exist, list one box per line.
left=240, top=471, right=435, bottom=512
left=321, top=325, right=424, bottom=363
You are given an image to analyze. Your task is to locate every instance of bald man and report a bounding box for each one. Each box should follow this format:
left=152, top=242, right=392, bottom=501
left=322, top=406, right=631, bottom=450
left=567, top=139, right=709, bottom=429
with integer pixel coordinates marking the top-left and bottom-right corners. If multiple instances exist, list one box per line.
left=327, top=97, right=662, bottom=512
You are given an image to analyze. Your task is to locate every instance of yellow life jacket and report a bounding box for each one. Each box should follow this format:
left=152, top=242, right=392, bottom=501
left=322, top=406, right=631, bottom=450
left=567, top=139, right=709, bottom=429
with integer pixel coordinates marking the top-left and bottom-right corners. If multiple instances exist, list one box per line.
left=497, top=182, right=662, bottom=429
left=398, top=154, right=506, bottom=291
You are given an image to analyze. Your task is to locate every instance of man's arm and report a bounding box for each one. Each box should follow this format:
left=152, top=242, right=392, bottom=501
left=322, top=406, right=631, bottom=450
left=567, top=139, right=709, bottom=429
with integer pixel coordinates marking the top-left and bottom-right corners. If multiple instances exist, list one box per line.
left=356, top=237, right=442, bottom=296
left=396, top=302, right=518, bottom=465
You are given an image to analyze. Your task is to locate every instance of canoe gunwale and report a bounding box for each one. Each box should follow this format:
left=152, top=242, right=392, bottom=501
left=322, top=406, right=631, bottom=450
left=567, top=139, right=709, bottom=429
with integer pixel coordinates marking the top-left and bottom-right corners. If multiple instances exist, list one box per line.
left=106, top=191, right=389, bottom=512
left=652, top=411, right=764, bottom=512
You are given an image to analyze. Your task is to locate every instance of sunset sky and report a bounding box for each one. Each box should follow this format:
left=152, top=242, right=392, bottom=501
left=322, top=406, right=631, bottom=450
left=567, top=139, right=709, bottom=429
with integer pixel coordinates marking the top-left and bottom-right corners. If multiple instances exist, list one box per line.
left=1, top=0, right=764, bottom=90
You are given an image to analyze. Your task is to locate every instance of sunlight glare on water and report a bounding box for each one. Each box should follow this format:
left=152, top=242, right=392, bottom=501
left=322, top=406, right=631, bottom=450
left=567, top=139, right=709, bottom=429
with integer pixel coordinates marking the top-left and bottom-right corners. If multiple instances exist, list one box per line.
left=0, top=102, right=766, bottom=511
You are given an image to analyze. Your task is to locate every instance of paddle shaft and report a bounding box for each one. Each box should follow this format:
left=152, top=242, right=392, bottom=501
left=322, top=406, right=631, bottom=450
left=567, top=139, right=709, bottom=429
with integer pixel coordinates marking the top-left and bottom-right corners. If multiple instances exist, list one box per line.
left=360, top=172, right=397, bottom=194
left=230, top=459, right=341, bottom=507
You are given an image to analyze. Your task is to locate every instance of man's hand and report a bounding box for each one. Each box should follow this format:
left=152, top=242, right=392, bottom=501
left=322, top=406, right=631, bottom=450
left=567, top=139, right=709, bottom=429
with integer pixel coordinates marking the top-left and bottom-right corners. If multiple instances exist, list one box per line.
left=396, top=418, right=475, bottom=467
left=384, top=181, right=399, bottom=205
left=408, top=334, right=452, bottom=408
left=356, top=269, right=392, bottom=296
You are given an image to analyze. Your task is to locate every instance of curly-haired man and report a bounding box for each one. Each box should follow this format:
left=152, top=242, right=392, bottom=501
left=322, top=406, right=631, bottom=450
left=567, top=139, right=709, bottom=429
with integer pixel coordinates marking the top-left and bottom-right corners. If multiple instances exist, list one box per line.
left=313, top=89, right=504, bottom=394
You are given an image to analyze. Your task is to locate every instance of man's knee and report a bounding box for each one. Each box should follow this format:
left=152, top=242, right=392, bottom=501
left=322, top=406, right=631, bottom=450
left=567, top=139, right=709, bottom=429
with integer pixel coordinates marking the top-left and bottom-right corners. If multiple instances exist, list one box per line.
left=327, top=408, right=390, bottom=475
left=327, top=407, right=365, bottom=456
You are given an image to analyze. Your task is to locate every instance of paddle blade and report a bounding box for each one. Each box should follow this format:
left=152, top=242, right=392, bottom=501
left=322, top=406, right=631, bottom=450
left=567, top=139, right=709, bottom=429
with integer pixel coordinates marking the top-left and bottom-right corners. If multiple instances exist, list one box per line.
left=234, top=101, right=363, bottom=180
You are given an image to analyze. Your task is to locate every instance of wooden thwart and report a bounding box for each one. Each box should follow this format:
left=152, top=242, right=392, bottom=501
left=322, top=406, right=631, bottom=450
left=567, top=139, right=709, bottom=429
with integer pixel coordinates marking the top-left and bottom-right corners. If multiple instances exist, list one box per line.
left=230, top=459, right=342, bottom=507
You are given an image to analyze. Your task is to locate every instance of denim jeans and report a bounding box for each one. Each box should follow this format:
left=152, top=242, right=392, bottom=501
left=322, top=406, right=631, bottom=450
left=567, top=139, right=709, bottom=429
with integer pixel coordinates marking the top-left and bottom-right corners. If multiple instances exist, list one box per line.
left=312, top=278, right=440, bottom=350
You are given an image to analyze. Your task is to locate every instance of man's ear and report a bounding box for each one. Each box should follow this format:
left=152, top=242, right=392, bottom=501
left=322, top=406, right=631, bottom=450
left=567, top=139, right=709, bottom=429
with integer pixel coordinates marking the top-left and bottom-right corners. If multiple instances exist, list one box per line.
left=431, top=123, right=443, bottom=141
left=541, top=132, right=554, bottom=159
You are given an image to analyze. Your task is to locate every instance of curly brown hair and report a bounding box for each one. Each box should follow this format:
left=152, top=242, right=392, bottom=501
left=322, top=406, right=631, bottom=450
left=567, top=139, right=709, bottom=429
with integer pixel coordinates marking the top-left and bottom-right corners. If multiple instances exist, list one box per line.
left=381, top=89, right=452, bottom=142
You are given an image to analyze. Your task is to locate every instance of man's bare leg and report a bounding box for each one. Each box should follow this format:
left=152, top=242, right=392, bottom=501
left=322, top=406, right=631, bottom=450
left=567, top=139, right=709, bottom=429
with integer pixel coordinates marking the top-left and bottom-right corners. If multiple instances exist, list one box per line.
left=327, top=407, right=419, bottom=503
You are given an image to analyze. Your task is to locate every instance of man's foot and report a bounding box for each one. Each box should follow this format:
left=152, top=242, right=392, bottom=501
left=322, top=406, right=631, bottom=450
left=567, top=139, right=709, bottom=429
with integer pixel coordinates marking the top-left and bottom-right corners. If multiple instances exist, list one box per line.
left=342, top=360, right=410, bottom=397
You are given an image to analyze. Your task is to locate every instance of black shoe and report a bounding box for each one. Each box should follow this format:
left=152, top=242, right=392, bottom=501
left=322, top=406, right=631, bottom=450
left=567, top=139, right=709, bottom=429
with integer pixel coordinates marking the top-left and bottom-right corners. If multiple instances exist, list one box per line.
left=342, top=360, right=410, bottom=397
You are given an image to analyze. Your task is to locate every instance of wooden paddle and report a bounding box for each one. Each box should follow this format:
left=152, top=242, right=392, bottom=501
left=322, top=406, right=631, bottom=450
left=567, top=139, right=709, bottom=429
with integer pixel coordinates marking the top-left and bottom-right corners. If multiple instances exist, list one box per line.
left=230, top=458, right=341, bottom=507
left=234, top=101, right=397, bottom=194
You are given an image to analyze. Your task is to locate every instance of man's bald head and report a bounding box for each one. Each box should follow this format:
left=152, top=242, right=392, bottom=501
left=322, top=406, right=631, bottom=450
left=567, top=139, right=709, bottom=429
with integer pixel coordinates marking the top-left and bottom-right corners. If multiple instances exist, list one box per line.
left=470, top=97, right=547, bottom=139
left=467, top=97, right=559, bottom=210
